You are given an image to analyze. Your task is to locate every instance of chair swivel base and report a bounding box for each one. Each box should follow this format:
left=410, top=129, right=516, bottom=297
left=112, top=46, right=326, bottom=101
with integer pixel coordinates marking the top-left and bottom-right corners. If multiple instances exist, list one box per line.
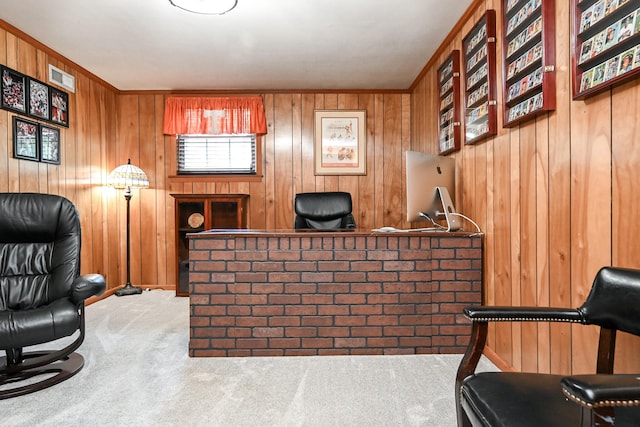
left=0, top=351, right=84, bottom=400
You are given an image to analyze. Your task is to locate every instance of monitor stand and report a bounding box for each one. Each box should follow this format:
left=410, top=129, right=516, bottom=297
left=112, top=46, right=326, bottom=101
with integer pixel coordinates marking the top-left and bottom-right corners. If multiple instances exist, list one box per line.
left=435, top=186, right=461, bottom=231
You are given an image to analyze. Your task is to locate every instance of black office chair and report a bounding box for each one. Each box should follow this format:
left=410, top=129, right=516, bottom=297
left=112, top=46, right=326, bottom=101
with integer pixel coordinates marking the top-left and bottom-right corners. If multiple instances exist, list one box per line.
left=0, top=193, right=106, bottom=399
left=294, top=191, right=356, bottom=230
left=456, top=266, right=640, bottom=426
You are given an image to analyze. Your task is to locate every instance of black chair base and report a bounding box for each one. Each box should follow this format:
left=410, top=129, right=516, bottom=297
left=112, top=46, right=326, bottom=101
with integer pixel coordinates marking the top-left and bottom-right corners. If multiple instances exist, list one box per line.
left=0, top=351, right=84, bottom=399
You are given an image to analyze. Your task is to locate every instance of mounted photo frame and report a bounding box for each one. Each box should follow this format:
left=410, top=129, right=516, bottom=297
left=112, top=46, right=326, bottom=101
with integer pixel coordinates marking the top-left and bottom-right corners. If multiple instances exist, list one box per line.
left=50, top=87, right=69, bottom=127
left=13, top=116, right=39, bottom=162
left=28, top=78, right=50, bottom=121
left=1, top=66, right=27, bottom=115
left=40, top=124, right=61, bottom=164
left=314, top=110, right=366, bottom=175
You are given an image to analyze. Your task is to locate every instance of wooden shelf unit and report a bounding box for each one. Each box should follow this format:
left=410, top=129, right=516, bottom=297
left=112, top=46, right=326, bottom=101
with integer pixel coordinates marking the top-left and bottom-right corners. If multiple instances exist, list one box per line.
left=502, top=0, right=556, bottom=127
left=171, top=194, right=248, bottom=296
left=438, top=50, right=462, bottom=155
left=572, top=0, right=640, bottom=99
left=463, top=10, right=498, bottom=145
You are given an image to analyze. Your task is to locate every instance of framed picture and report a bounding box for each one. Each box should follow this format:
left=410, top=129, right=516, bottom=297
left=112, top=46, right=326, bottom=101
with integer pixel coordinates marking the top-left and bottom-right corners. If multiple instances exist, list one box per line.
left=313, top=110, right=366, bottom=175
left=12, top=116, right=39, bottom=162
left=28, top=78, right=50, bottom=120
left=1, top=66, right=27, bottom=114
left=40, top=124, right=61, bottom=164
left=50, top=87, right=69, bottom=127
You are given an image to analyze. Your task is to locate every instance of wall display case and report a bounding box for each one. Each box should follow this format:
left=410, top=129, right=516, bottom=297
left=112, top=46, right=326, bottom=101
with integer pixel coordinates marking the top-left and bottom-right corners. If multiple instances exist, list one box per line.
left=463, top=10, right=498, bottom=145
left=502, top=0, right=556, bottom=127
left=572, top=0, right=640, bottom=99
left=171, top=194, right=248, bottom=296
left=438, top=51, right=462, bottom=154
left=438, top=50, right=460, bottom=154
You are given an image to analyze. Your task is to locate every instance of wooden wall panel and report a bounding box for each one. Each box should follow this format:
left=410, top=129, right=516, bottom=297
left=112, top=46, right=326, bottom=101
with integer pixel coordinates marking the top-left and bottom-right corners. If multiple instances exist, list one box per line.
left=411, top=0, right=640, bottom=374
left=1, top=23, right=413, bottom=296
left=101, top=91, right=411, bottom=293
left=611, top=79, right=640, bottom=372
left=0, top=30, right=8, bottom=193
left=548, top=0, right=573, bottom=376
left=0, top=27, right=117, bottom=289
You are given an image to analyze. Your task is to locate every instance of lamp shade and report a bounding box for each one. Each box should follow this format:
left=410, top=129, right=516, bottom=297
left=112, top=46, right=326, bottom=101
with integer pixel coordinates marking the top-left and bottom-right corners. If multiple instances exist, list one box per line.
left=108, top=159, right=149, bottom=189
left=169, top=0, right=237, bottom=15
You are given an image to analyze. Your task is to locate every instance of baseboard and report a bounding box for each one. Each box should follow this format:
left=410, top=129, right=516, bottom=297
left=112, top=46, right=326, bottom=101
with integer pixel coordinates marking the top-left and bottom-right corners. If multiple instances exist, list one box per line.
left=85, top=285, right=176, bottom=306
left=483, top=347, right=516, bottom=372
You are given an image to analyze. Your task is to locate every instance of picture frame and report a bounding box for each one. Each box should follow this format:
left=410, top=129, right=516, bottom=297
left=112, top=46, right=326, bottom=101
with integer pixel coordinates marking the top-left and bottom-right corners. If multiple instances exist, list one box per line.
left=314, top=110, right=366, bottom=175
left=40, top=124, right=61, bottom=164
left=13, top=116, right=39, bottom=162
left=49, top=87, right=69, bottom=127
left=28, top=78, right=50, bottom=121
left=1, top=66, right=27, bottom=115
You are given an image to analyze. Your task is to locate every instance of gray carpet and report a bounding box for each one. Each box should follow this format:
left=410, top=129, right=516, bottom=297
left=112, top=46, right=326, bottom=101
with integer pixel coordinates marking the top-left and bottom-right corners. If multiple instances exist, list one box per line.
left=1, top=290, right=496, bottom=427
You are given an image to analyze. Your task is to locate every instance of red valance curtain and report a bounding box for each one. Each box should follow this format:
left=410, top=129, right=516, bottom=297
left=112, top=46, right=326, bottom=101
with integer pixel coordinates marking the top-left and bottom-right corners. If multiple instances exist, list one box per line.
left=163, top=96, right=267, bottom=135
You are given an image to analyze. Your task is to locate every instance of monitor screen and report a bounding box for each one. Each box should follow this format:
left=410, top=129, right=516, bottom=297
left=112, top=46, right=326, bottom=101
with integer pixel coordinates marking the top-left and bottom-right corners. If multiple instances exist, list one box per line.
left=405, top=150, right=459, bottom=230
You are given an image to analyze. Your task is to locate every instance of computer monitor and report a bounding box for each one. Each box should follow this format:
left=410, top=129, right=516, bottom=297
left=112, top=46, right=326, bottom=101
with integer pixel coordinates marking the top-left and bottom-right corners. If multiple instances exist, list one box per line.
left=405, top=150, right=461, bottom=231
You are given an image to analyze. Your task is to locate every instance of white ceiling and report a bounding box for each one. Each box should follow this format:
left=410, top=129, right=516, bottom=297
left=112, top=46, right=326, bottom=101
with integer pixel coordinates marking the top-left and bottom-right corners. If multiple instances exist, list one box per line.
left=0, top=0, right=473, bottom=91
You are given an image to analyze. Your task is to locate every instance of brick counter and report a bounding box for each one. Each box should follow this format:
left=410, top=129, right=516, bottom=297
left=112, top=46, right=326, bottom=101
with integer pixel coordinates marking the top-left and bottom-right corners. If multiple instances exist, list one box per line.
left=188, top=230, right=482, bottom=357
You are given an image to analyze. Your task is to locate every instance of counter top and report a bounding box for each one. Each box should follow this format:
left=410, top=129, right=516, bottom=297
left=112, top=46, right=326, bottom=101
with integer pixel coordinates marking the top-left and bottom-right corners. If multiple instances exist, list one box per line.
left=187, top=228, right=479, bottom=238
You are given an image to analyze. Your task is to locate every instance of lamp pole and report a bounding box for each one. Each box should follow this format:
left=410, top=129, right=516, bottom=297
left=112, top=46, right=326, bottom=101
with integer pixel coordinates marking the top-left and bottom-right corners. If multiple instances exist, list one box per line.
left=109, top=158, right=149, bottom=297
left=115, top=185, right=142, bottom=296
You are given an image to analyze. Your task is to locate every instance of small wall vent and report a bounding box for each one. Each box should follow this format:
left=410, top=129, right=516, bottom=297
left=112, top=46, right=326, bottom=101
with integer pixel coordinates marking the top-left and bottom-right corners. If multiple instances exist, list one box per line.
left=48, top=64, right=75, bottom=93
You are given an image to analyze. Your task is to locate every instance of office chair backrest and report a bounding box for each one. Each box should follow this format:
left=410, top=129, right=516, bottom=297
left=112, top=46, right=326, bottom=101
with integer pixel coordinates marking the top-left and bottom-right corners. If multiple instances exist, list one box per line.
left=0, top=193, right=81, bottom=310
left=579, top=266, right=640, bottom=337
left=294, top=191, right=356, bottom=230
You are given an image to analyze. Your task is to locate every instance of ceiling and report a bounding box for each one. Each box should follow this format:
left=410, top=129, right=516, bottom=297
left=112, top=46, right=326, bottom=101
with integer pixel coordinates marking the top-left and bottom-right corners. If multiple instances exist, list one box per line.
left=0, top=0, right=473, bottom=92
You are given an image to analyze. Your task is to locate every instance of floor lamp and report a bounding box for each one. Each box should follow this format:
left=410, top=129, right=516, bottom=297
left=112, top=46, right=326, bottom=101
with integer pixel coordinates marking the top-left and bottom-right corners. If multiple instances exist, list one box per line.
left=108, top=159, right=150, bottom=297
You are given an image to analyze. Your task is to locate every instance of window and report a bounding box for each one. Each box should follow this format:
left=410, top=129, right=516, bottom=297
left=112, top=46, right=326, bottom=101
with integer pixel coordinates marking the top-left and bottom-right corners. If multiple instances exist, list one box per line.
left=177, top=134, right=256, bottom=175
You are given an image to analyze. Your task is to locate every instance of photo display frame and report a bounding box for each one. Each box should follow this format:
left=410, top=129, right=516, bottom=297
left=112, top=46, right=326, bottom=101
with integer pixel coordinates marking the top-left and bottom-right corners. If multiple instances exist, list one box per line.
left=572, top=0, right=640, bottom=99
left=40, top=124, right=61, bottom=164
left=313, top=110, right=366, bottom=176
left=50, top=87, right=69, bottom=127
left=438, top=50, right=461, bottom=154
left=503, top=0, right=556, bottom=126
left=463, top=10, right=498, bottom=145
left=1, top=66, right=27, bottom=115
left=0, top=65, right=70, bottom=127
left=13, top=116, right=39, bottom=162
left=28, top=78, right=50, bottom=121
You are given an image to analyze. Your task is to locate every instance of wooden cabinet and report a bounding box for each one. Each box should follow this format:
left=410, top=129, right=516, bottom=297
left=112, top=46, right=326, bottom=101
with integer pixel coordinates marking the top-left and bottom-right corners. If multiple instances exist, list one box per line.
left=463, top=10, right=498, bottom=145
left=438, top=50, right=461, bottom=155
left=502, top=0, right=556, bottom=126
left=572, top=0, right=640, bottom=99
left=171, top=194, right=248, bottom=296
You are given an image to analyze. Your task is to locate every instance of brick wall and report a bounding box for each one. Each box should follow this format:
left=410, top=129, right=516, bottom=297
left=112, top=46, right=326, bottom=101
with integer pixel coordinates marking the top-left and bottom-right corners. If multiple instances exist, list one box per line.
left=189, top=232, right=482, bottom=357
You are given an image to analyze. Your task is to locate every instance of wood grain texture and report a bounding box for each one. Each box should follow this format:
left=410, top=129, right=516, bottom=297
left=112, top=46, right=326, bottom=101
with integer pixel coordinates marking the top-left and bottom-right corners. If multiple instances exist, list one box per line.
left=411, top=0, right=640, bottom=375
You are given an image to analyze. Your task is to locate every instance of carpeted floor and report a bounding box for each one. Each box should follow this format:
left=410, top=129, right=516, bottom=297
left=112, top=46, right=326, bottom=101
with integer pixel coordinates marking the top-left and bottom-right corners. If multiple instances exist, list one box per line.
left=1, top=290, right=496, bottom=427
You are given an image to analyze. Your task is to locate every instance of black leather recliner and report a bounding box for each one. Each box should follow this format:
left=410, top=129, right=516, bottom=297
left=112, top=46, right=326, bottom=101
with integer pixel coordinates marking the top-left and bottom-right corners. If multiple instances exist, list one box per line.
left=0, top=193, right=105, bottom=399
left=456, top=266, right=640, bottom=426
left=294, top=191, right=356, bottom=230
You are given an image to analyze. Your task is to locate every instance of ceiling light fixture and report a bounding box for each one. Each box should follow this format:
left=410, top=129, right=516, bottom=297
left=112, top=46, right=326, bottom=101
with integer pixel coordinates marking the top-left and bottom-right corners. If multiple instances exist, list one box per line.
left=169, top=0, right=238, bottom=15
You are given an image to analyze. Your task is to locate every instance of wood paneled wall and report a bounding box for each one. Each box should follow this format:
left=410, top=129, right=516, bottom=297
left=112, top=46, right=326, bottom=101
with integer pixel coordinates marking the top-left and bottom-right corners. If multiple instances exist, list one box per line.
left=115, top=92, right=411, bottom=292
left=2, top=26, right=412, bottom=297
left=0, top=23, right=412, bottom=296
left=0, top=26, right=119, bottom=287
left=412, top=0, right=640, bottom=374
